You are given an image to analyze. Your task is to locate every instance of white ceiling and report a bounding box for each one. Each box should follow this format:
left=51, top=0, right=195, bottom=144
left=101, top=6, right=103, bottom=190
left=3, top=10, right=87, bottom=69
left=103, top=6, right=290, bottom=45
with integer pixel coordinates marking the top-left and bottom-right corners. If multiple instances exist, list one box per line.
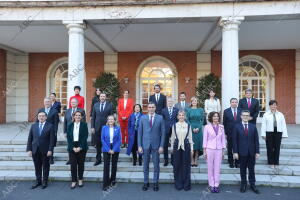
left=0, top=18, right=299, bottom=53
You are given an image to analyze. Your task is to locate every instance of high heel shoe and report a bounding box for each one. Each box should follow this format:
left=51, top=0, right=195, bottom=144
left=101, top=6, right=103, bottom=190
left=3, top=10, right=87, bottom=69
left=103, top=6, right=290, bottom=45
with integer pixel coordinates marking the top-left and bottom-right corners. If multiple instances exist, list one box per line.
left=70, top=182, right=77, bottom=189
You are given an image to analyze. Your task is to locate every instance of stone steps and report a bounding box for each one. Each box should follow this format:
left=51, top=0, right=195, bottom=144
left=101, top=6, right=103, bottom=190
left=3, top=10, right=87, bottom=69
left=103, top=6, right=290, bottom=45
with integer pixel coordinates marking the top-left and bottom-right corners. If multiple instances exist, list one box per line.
left=0, top=170, right=299, bottom=187
left=1, top=151, right=299, bottom=166
left=0, top=160, right=299, bottom=176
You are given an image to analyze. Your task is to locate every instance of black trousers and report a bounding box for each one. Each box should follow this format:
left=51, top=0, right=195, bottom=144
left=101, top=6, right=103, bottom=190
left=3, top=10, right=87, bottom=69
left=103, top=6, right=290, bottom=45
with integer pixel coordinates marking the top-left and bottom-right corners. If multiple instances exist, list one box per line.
left=103, top=152, right=119, bottom=189
left=132, top=130, right=142, bottom=161
left=266, top=128, right=282, bottom=165
left=96, top=128, right=103, bottom=162
left=164, top=128, right=172, bottom=161
left=173, top=148, right=191, bottom=190
left=227, top=136, right=239, bottom=165
left=240, top=153, right=256, bottom=186
left=69, top=150, right=87, bottom=182
left=32, top=147, right=50, bottom=183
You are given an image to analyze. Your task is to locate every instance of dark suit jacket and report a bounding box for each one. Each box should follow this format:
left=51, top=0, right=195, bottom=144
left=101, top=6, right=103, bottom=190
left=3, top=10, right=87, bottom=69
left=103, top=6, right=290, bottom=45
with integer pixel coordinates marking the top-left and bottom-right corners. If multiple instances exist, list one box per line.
left=67, top=122, right=89, bottom=152
left=161, top=107, right=179, bottom=134
left=149, top=93, right=167, bottom=114
left=51, top=101, right=61, bottom=114
left=232, top=123, right=259, bottom=156
left=63, top=107, right=86, bottom=133
left=26, top=122, right=55, bottom=154
left=223, top=107, right=242, bottom=137
left=238, top=98, right=260, bottom=124
left=91, top=101, right=113, bottom=133
left=37, top=107, right=59, bottom=133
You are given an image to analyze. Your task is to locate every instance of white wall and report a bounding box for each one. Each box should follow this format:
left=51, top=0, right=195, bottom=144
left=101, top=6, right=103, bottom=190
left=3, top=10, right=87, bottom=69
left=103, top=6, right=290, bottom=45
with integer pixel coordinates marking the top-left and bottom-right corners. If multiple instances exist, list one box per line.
left=196, top=52, right=211, bottom=82
left=296, top=49, right=300, bottom=124
left=6, top=52, right=29, bottom=122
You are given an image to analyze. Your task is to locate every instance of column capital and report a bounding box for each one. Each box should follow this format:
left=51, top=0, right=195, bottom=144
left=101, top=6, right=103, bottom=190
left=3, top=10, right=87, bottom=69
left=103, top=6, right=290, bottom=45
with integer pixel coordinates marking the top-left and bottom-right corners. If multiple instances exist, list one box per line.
left=63, top=20, right=86, bottom=30
left=219, top=16, right=244, bottom=31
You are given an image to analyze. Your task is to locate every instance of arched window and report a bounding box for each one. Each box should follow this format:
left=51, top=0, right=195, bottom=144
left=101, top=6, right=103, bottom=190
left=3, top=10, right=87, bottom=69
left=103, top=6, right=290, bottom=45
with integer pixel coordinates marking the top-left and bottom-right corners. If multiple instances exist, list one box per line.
left=137, top=56, right=178, bottom=111
left=53, top=63, right=68, bottom=111
left=239, top=56, right=275, bottom=119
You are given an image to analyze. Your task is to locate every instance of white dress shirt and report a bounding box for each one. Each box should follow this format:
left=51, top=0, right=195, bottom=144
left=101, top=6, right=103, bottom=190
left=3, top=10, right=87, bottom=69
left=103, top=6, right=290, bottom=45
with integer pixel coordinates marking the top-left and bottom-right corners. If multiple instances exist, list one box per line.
left=231, top=107, right=238, bottom=117
left=73, top=122, right=80, bottom=142
left=204, top=98, right=221, bottom=114
left=261, top=110, right=288, bottom=137
left=109, top=127, right=114, bottom=143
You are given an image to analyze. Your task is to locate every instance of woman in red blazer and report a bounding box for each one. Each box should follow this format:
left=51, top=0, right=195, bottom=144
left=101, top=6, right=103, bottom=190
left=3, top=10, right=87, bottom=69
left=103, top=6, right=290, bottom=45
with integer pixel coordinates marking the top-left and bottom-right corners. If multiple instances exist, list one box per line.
left=117, top=90, right=134, bottom=148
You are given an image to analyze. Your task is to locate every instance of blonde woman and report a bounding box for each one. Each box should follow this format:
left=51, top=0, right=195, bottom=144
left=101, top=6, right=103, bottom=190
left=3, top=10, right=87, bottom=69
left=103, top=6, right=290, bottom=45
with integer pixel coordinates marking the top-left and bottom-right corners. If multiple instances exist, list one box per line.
left=101, top=115, right=122, bottom=191
left=185, top=96, right=204, bottom=167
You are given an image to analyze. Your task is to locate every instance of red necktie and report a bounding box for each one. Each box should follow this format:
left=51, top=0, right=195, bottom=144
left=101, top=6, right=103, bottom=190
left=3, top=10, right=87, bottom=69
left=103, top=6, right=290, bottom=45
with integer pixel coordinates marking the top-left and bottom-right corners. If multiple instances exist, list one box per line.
left=234, top=109, right=237, bottom=120
left=244, top=124, right=248, bottom=136
left=247, top=98, right=251, bottom=108
left=150, top=115, right=153, bottom=128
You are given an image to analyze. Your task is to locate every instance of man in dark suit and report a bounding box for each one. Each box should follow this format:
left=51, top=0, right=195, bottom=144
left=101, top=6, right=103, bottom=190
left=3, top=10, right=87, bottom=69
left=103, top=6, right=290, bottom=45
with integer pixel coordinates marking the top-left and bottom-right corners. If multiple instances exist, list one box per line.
left=148, top=84, right=167, bottom=115
left=63, top=98, right=86, bottom=165
left=27, top=111, right=55, bottom=189
left=91, top=92, right=113, bottom=166
left=233, top=110, right=260, bottom=194
left=223, top=98, right=242, bottom=168
left=138, top=102, right=165, bottom=191
left=37, top=97, right=59, bottom=164
left=161, top=98, right=179, bottom=166
left=238, top=89, right=260, bottom=124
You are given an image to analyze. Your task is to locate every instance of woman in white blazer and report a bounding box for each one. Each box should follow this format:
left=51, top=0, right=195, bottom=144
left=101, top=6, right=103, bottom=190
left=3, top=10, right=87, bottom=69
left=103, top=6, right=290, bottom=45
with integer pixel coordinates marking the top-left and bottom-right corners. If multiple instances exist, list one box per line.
left=204, top=90, right=221, bottom=123
left=261, top=100, right=288, bottom=169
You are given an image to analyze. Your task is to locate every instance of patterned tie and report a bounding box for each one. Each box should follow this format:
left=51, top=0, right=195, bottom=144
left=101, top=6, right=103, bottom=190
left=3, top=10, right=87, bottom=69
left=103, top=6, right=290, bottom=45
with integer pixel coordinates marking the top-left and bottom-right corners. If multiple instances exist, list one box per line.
left=150, top=115, right=153, bottom=128
left=247, top=98, right=251, bottom=109
left=234, top=108, right=237, bottom=120
left=39, top=123, right=43, bottom=136
left=156, top=94, right=159, bottom=102
left=244, top=124, right=248, bottom=136
left=169, top=108, right=172, bottom=118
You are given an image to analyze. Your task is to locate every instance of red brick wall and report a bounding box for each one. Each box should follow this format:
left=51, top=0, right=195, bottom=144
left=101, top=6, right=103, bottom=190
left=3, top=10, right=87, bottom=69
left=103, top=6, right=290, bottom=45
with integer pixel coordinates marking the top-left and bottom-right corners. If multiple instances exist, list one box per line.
left=211, top=50, right=295, bottom=124
left=29, top=52, right=104, bottom=121
left=0, top=49, right=6, bottom=124
left=118, top=52, right=197, bottom=103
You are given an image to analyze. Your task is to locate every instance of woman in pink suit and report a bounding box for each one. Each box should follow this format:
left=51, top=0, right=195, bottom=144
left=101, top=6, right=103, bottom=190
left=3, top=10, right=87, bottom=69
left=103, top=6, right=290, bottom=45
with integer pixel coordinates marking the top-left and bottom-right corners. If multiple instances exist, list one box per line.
left=203, top=111, right=226, bottom=193
left=117, top=90, right=134, bottom=148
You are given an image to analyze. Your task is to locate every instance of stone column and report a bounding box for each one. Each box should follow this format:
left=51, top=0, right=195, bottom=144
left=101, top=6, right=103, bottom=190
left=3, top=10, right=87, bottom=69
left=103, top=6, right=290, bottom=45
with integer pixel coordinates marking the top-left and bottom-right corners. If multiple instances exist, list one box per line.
left=64, top=20, right=86, bottom=105
left=219, top=16, right=244, bottom=110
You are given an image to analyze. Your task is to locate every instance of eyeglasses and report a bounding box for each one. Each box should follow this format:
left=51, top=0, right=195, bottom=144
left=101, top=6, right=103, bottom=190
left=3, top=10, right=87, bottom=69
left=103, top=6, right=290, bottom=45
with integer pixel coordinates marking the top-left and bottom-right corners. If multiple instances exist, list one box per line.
left=241, top=115, right=250, bottom=117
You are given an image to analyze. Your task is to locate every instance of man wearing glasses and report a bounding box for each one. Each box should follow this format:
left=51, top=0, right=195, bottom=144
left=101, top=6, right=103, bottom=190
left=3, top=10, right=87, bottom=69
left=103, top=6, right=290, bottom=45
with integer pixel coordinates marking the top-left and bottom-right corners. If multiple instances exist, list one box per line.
left=232, top=110, right=260, bottom=194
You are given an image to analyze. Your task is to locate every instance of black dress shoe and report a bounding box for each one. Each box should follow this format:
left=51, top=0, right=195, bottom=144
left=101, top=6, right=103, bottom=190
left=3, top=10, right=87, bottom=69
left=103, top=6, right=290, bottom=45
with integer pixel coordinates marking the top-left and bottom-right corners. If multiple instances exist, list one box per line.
left=111, top=181, right=116, bottom=187
left=164, top=160, right=168, bottom=166
left=49, top=157, right=54, bottom=165
left=94, top=160, right=101, bottom=166
left=31, top=182, right=41, bottom=189
left=66, top=160, right=70, bottom=165
left=240, top=184, right=247, bottom=193
left=235, top=163, right=240, bottom=168
left=133, top=160, right=137, bottom=166
left=250, top=185, right=260, bottom=194
left=153, top=183, right=159, bottom=191
left=229, top=163, right=234, bottom=168
left=142, top=183, right=149, bottom=191
left=42, top=182, right=48, bottom=189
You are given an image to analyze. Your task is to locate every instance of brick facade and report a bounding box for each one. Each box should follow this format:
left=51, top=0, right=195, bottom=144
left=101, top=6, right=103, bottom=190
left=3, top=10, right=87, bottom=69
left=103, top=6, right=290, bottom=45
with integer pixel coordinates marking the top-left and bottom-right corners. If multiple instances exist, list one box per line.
left=211, top=50, right=295, bottom=124
left=29, top=52, right=104, bottom=121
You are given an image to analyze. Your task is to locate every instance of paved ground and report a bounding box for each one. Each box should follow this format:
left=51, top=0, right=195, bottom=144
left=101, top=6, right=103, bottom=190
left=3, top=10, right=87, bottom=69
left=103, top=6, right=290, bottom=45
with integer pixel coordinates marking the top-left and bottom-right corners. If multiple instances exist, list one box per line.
left=0, top=181, right=300, bottom=200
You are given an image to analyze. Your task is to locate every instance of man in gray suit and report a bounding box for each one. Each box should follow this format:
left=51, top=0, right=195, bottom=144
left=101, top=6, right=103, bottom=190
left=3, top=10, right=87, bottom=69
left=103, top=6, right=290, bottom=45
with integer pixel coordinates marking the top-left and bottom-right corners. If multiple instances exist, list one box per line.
left=174, top=92, right=190, bottom=111
left=138, top=102, right=165, bottom=192
left=63, top=98, right=86, bottom=165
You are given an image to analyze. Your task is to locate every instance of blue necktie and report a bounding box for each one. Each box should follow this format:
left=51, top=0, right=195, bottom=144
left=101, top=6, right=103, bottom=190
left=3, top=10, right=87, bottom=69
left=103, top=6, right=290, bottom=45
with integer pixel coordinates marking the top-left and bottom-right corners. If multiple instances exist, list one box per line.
left=39, top=123, right=43, bottom=136
left=101, top=103, right=104, bottom=112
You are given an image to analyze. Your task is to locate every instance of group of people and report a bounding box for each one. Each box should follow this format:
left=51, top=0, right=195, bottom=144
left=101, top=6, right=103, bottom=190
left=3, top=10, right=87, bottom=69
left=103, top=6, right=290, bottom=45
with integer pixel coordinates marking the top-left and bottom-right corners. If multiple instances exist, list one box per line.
left=26, top=84, right=288, bottom=194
